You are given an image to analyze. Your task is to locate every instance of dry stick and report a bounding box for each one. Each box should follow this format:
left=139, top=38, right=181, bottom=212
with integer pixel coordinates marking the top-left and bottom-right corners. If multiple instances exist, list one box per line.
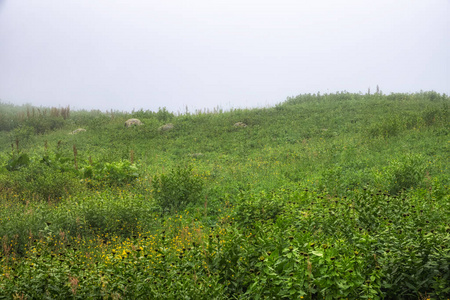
left=73, top=144, right=78, bottom=170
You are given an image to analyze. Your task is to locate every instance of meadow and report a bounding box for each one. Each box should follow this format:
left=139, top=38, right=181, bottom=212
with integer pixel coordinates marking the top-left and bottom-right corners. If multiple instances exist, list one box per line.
left=0, top=91, right=449, bottom=299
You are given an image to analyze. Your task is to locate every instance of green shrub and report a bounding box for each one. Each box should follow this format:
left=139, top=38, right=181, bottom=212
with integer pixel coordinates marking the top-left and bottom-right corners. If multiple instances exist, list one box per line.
left=21, top=165, right=80, bottom=201
left=10, top=125, right=35, bottom=143
left=385, top=153, right=427, bottom=195
left=155, top=107, right=175, bottom=122
left=378, top=236, right=450, bottom=298
left=40, top=151, right=73, bottom=172
left=0, top=159, right=82, bottom=202
left=422, top=104, right=449, bottom=127
left=82, top=160, right=139, bottom=187
left=26, top=116, right=65, bottom=134
left=4, top=153, right=30, bottom=171
left=233, top=190, right=285, bottom=228
left=79, top=194, right=146, bottom=236
left=152, top=164, right=204, bottom=213
left=368, top=117, right=403, bottom=138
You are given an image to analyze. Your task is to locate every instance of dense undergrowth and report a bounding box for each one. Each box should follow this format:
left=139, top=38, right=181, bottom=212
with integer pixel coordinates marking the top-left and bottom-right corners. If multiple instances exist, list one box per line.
left=0, top=91, right=449, bottom=299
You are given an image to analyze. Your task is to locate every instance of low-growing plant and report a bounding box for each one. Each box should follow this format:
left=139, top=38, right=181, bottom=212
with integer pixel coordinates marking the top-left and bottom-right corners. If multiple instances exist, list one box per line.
left=385, top=153, right=427, bottom=195
left=368, top=116, right=404, bottom=138
left=40, top=150, right=74, bottom=172
left=152, top=164, right=204, bottom=213
left=4, top=153, right=30, bottom=171
left=82, top=160, right=139, bottom=187
left=422, top=105, right=448, bottom=126
left=5, top=163, right=82, bottom=201
left=233, top=190, right=285, bottom=228
left=26, top=115, right=66, bottom=134
left=10, top=125, right=35, bottom=144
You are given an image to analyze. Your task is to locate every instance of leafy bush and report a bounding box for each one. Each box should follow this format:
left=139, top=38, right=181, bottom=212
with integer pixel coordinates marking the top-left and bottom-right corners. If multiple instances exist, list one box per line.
left=26, top=116, right=65, bottom=134
left=233, top=190, right=285, bottom=228
left=82, top=160, right=139, bottom=187
left=385, top=153, right=427, bottom=195
left=78, top=194, right=147, bottom=236
left=422, top=104, right=449, bottom=127
left=40, top=151, right=74, bottom=172
left=155, top=107, right=175, bottom=122
left=378, top=235, right=450, bottom=298
left=368, top=117, right=403, bottom=138
left=152, top=164, right=204, bottom=213
left=10, top=125, right=35, bottom=143
left=4, top=153, right=30, bottom=171
left=1, top=163, right=82, bottom=201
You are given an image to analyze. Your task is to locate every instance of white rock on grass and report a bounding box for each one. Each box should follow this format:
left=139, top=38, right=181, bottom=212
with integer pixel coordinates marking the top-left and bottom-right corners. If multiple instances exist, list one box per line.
left=124, top=118, right=143, bottom=127
left=69, top=128, right=86, bottom=135
left=159, top=123, right=174, bottom=132
left=233, top=122, right=247, bottom=128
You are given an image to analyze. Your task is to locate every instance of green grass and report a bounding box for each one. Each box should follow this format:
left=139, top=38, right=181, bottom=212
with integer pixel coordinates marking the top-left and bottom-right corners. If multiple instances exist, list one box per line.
left=0, top=91, right=449, bottom=299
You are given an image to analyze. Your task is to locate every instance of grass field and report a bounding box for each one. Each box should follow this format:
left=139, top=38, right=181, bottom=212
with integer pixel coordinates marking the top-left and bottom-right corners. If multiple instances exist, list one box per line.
left=0, top=91, right=449, bottom=299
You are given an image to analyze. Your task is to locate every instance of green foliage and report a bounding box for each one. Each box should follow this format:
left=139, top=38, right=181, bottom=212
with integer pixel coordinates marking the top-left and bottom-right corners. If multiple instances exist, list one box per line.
left=377, top=233, right=450, bottom=298
left=40, top=150, right=74, bottom=172
left=5, top=153, right=30, bottom=171
left=75, top=193, right=148, bottom=237
left=26, top=115, right=65, bottom=134
left=82, top=160, right=139, bottom=187
left=0, top=92, right=449, bottom=298
left=368, top=116, right=404, bottom=138
left=155, top=107, right=175, bottom=122
left=71, top=109, right=112, bottom=128
left=385, top=153, right=427, bottom=195
left=0, top=101, right=24, bottom=131
left=10, top=125, right=35, bottom=143
left=422, top=103, right=449, bottom=127
left=2, top=162, right=82, bottom=201
left=1, top=148, right=81, bottom=201
left=152, top=165, right=204, bottom=213
left=0, top=102, right=71, bottom=135
left=233, top=190, right=285, bottom=228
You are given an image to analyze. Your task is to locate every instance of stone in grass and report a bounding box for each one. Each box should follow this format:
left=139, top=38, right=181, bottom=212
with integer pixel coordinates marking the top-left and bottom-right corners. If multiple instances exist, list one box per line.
left=233, top=122, right=247, bottom=128
left=125, top=118, right=143, bottom=127
left=159, top=123, right=174, bottom=132
left=69, top=128, right=86, bottom=135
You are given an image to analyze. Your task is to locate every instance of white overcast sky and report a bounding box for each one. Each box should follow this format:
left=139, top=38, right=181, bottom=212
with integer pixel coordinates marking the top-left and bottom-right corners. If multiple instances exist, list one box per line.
left=0, top=1, right=449, bottom=113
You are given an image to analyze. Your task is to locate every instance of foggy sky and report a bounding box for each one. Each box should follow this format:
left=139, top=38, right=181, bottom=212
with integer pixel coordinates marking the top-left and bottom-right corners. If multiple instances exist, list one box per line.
left=0, top=0, right=449, bottom=113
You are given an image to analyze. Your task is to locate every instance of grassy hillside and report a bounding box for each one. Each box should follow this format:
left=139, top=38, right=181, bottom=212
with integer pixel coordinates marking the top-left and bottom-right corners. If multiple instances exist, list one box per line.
left=0, top=91, right=449, bottom=299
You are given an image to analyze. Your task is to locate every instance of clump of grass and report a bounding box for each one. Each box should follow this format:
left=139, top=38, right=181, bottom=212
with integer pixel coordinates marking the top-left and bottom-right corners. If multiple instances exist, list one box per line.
left=152, top=164, right=204, bottom=214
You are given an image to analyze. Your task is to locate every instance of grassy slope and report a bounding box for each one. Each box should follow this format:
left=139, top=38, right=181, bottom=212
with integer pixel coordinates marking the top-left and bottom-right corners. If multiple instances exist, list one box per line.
left=0, top=92, right=449, bottom=298
left=1, top=92, right=448, bottom=194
